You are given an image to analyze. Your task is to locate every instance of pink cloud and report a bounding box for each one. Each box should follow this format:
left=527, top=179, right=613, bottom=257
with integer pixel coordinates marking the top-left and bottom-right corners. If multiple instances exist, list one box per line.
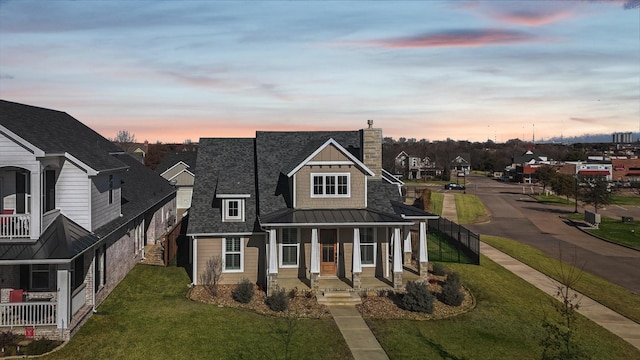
left=347, top=29, right=540, bottom=49
left=490, top=9, right=575, bottom=26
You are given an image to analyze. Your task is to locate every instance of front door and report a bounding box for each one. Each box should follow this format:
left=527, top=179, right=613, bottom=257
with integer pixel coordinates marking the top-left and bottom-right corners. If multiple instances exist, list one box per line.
left=320, top=229, right=337, bottom=276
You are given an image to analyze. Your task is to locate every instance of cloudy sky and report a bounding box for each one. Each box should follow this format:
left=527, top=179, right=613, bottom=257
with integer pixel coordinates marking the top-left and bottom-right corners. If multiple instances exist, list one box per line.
left=1, top=1, right=638, bottom=143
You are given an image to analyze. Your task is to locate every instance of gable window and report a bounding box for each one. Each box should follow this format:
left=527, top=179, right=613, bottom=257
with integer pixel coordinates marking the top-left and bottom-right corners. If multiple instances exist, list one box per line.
left=223, top=199, right=244, bottom=222
left=223, top=237, right=243, bottom=272
left=280, top=228, right=299, bottom=267
left=360, top=228, right=376, bottom=266
left=108, top=175, right=114, bottom=205
left=311, top=173, right=350, bottom=198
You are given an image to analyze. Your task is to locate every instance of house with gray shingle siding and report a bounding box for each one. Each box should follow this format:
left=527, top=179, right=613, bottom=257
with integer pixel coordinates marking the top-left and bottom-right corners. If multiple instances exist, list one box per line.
left=188, top=121, right=437, bottom=293
left=0, top=100, right=176, bottom=340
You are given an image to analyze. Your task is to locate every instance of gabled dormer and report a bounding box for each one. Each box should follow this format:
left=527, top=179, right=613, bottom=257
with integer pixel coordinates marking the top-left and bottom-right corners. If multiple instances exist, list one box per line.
left=216, top=194, right=250, bottom=222
left=286, top=138, right=374, bottom=209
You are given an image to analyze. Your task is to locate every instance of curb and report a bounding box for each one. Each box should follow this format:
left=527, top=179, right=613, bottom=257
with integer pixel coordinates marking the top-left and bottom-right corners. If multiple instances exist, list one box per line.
left=560, top=216, right=640, bottom=252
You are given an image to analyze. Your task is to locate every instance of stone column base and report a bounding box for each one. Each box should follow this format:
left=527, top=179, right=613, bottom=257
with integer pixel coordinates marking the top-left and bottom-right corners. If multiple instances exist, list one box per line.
left=310, top=273, right=319, bottom=290
left=267, top=273, right=278, bottom=295
left=419, top=261, right=429, bottom=278
left=403, top=252, right=412, bottom=265
left=393, top=272, right=403, bottom=290
left=352, top=272, right=362, bottom=290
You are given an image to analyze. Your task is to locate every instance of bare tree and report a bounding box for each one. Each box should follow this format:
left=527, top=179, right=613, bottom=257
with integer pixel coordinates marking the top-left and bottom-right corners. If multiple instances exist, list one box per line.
left=199, top=256, right=223, bottom=297
left=111, top=130, right=136, bottom=143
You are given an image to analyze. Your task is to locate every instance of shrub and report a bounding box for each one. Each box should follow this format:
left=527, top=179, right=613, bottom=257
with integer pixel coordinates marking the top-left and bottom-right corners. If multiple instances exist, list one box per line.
left=432, top=262, right=447, bottom=276
left=402, top=281, right=434, bottom=313
left=199, top=256, right=223, bottom=297
left=287, top=287, right=298, bottom=299
left=266, top=289, right=289, bottom=312
left=0, top=331, right=17, bottom=349
left=232, top=278, right=254, bottom=304
left=25, top=337, right=61, bottom=355
left=440, top=275, right=465, bottom=306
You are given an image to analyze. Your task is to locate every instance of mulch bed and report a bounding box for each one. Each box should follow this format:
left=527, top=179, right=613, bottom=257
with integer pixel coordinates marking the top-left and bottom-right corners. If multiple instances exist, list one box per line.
left=189, top=274, right=475, bottom=320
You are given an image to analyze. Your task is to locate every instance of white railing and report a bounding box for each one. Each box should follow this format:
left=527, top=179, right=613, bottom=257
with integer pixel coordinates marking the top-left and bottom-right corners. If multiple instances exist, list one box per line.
left=0, top=301, right=57, bottom=327
left=0, top=214, right=30, bottom=239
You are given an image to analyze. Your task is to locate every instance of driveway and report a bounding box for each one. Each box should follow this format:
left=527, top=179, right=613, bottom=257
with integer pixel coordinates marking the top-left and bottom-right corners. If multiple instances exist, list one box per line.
left=463, top=174, right=640, bottom=295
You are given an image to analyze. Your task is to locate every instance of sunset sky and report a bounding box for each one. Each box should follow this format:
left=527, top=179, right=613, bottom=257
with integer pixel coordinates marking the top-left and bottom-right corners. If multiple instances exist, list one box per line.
left=1, top=1, right=638, bottom=143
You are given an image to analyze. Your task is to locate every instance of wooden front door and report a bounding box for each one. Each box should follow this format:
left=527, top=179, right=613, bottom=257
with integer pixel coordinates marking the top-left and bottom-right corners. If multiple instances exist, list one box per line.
left=320, top=229, right=337, bottom=276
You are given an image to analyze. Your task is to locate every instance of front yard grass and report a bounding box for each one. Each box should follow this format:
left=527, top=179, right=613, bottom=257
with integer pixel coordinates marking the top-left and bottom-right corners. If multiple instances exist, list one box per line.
left=481, top=235, right=640, bottom=324
left=44, top=265, right=352, bottom=360
left=566, top=213, right=640, bottom=249
left=367, top=256, right=640, bottom=359
left=429, top=191, right=444, bottom=215
left=454, top=194, right=487, bottom=224
left=535, top=194, right=574, bottom=206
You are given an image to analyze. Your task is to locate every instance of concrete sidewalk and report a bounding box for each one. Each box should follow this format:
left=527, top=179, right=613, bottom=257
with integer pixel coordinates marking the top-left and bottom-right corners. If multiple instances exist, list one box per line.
left=328, top=305, right=389, bottom=360
left=443, top=193, right=640, bottom=351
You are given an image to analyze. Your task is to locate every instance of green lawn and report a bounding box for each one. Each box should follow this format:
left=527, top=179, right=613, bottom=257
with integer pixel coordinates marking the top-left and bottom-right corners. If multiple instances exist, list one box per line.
left=481, top=235, right=640, bottom=324
left=427, top=230, right=472, bottom=264
left=368, top=257, right=640, bottom=360
left=44, top=265, right=351, bottom=360
left=454, top=194, right=487, bottom=224
left=429, top=192, right=444, bottom=215
left=566, top=213, right=640, bottom=249
left=611, top=194, right=640, bottom=206
left=535, top=194, right=575, bottom=206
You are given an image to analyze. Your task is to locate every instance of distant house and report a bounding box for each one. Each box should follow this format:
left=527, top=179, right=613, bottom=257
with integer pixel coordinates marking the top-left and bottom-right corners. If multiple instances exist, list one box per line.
left=0, top=100, right=176, bottom=340
left=188, top=122, right=437, bottom=294
left=155, top=150, right=198, bottom=218
left=612, top=158, right=640, bottom=183
left=394, top=151, right=441, bottom=180
left=451, top=154, right=471, bottom=176
left=507, top=149, right=549, bottom=183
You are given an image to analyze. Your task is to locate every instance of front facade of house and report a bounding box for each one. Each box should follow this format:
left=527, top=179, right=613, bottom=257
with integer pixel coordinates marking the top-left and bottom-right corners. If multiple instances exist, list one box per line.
left=188, top=123, right=436, bottom=293
left=0, top=100, right=176, bottom=340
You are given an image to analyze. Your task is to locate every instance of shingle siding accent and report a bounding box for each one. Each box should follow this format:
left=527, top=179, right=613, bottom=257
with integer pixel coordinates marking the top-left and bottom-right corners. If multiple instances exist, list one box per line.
left=295, top=166, right=366, bottom=209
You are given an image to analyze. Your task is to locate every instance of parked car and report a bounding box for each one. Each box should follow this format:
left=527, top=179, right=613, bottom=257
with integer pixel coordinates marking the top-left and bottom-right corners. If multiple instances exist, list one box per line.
left=444, top=183, right=465, bottom=190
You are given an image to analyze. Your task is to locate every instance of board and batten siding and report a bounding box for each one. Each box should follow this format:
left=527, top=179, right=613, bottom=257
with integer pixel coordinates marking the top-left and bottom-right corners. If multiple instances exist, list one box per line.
left=91, top=174, right=121, bottom=231
left=57, top=160, right=91, bottom=230
left=196, top=235, right=261, bottom=285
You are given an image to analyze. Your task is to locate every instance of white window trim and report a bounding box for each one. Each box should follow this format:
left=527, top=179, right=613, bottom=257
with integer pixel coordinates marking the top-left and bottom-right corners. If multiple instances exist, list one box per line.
left=360, top=228, right=377, bottom=267
left=279, top=229, right=299, bottom=268
left=222, top=237, right=244, bottom=273
left=223, top=199, right=245, bottom=222
left=310, top=173, right=351, bottom=198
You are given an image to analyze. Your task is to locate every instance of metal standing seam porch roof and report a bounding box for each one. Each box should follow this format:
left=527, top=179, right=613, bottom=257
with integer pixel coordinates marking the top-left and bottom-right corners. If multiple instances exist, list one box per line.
left=259, top=208, right=414, bottom=228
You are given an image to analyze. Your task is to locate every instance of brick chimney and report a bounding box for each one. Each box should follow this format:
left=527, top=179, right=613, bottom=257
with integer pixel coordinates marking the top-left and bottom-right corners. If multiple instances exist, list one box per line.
left=361, top=120, right=382, bottom=179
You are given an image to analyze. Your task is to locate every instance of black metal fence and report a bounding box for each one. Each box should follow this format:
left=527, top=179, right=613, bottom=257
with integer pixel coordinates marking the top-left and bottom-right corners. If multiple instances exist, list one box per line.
left=428, top=217, right=480, bottom=265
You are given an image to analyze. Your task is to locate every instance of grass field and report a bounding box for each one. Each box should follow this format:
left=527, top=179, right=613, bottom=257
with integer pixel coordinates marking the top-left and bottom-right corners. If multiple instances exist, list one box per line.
left=611, top=193, right=640, bottom=206
left=368, top=257, right=640, bottom=359
left=429, top=192, right=444, bottom=215
left=454, top=194, right=487, bottom=224
left=44, top=265, right=352, bottom=360
left=481, top=235, right=640, bottom=324
left=535, top=194, right=575, bottom=206
left=566, top=213, right=640, bottom=249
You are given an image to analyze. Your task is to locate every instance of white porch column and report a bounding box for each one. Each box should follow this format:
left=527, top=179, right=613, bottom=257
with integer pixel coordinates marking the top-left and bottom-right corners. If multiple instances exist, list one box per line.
left=56, top=269, right=71, bottom=330
left=352, top=228, right=362, bottom=289
left=310, top=228, right=320, bottom=289
left=29, top=169, right=41, bottom=240
left=419, top=221, right=429, bottom=277
left=268, top=229, right=278, bottom=293
left=403, top=229, right=412, bottom=265
left=393, top=227, right=403, bottom=289
left=192, top=237, right=197, bottom=285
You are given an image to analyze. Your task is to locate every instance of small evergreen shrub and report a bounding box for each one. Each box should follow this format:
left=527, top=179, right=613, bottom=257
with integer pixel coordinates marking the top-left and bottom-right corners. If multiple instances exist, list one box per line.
left=402, top=281, right=434, bottom=313
left=232, top=278, right=254, bottom=304
left=440, top=272, right=464, bottom=306
left=266, top=289, right=289, bottom=312
left=432, top=262, right=447, bottom=276
left=446, top=271, right=461, bottom=286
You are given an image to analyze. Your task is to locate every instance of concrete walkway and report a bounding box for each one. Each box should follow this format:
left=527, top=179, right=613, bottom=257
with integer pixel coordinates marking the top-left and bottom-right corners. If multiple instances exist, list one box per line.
left=328, top=305, right=389, bottom=360
left=443, top=193, right=640, bottom=351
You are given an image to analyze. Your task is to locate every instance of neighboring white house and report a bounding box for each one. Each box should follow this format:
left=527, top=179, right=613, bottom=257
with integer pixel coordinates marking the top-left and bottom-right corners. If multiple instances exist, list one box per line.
left=0, top=100, right=176, bottom=340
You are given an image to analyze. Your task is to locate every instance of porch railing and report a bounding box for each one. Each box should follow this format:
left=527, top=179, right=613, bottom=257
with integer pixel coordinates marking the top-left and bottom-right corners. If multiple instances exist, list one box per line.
left=0, top=301, right=57, bottom=327
left=0, top=214, right=30, bottom=239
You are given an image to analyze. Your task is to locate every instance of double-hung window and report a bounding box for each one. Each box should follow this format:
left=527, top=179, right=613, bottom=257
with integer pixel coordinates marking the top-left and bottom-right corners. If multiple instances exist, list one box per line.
left=311, top=173, right=350, bottom=197
left=360, top=228, right=376, bottom=266
left=223, top=237, right=243, bottom=272
left=280, top=229, right=299, bottom=267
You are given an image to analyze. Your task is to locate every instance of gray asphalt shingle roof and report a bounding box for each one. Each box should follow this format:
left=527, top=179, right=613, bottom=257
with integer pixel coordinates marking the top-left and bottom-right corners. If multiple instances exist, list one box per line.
left=0, top=100, right=128, bottom=173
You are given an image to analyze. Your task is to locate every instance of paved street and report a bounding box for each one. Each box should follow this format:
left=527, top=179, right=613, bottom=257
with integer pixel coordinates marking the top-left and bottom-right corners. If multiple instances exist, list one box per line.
left=460, top=174, right=640, bottom=295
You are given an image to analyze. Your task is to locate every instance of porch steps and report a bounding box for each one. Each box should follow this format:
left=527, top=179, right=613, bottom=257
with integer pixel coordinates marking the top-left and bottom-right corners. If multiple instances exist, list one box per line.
left=316, top=290, right=361, bottom=305
left=141, top=244, right=164, bottom=266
